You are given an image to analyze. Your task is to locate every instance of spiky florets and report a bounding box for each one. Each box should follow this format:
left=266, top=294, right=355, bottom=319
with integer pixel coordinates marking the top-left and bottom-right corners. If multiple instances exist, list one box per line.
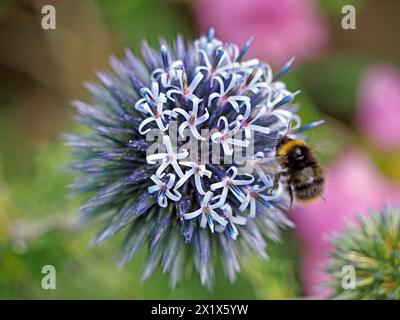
left=66, top=29, right=318, bottom=287
left=327, top=207, right=400, bottom=299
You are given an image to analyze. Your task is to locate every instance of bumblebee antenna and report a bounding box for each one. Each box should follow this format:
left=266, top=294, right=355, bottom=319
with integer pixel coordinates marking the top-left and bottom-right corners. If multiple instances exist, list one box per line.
left=266, top=121, right=292, bottom=141
left=286, top=121, right=292, bottom=135
left=266, top=134, right=284, bottom=141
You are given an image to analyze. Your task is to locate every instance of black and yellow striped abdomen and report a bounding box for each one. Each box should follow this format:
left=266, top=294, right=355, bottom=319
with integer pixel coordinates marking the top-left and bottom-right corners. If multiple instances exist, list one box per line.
left=276, top=137, right=325, bottom=204
left=292, top=166, right=324, bottom=203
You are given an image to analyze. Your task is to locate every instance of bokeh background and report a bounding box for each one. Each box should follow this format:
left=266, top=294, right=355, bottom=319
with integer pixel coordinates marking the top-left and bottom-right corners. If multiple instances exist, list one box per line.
left=0, top=0, right=399, bottom=299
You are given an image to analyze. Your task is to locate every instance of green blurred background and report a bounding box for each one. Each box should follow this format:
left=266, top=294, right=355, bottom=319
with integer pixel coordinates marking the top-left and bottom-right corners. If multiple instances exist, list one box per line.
left=0, top=0, right=399, bottom=299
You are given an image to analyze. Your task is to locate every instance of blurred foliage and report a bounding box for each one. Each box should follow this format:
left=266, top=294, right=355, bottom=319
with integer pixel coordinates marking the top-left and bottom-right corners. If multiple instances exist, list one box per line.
left=361, top=140, right=400, bottom=183
left=296, top=55, right=371, bottom=124
left=96, top=0, right=195, bottom=48
left=242, top=233, right=301, bottom=299
left=0, top=107, right=35, bottom=182
left=318, top=0, right=362, bottom=15
left=0, top=1, right=11, bottom=15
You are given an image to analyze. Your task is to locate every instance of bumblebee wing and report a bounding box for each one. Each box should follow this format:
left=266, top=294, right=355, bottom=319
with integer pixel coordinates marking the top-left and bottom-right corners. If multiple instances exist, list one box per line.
left=258, top=155, right=286, bottom=173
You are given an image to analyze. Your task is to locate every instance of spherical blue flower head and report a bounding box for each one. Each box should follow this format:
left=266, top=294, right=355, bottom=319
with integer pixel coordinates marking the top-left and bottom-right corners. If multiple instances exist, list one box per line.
left=66, top=29, right=322, bottom=288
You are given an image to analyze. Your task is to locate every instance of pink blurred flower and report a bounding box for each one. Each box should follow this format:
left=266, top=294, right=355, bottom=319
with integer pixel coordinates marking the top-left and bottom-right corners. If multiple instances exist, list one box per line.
left=193, top=0, right=328, bottom=66
left=356, top=64, right=400, bottom=151
left=291, top=151, right=400, bottom=298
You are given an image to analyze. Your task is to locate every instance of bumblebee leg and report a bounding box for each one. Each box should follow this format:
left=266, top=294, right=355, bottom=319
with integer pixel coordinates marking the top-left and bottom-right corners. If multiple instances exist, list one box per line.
left=287, top=185, right=294, bottom=211
left=270, top=173, right=282, bottom=192
left=270, top=171, right=289, bottom=194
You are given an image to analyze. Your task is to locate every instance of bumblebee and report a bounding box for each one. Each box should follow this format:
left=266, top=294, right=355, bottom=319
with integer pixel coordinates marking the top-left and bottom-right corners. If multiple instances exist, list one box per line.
left=274, top=136, right=325, bottom=208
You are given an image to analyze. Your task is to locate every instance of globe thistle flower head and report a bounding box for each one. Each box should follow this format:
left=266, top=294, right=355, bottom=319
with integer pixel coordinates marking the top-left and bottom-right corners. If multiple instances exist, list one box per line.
left=66, top=28, right=322, bottom=288
left=327, top=207, right=400, bottom=299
